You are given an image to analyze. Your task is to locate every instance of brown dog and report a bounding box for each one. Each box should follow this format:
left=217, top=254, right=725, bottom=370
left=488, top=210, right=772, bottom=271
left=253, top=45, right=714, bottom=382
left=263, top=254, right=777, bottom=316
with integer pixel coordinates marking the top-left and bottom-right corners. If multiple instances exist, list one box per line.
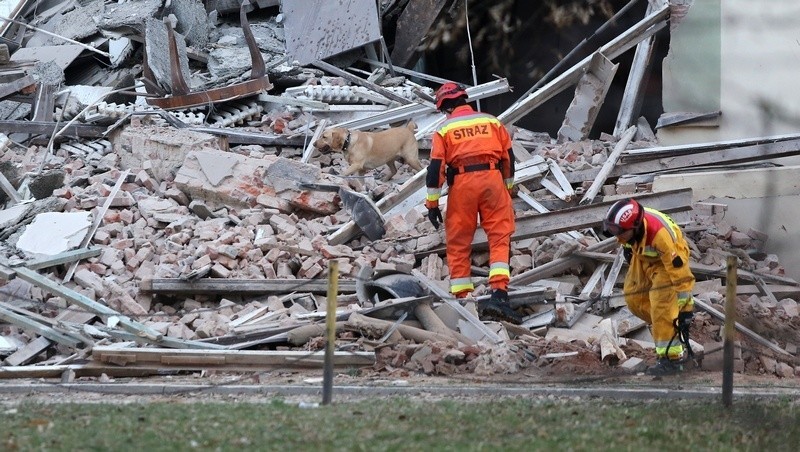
left=313, top=121, right=423, bottom=181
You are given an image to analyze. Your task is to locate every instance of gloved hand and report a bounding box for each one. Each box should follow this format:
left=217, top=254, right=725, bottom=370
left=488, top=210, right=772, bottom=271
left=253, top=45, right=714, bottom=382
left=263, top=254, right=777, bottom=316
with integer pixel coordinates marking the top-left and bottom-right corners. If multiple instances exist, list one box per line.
left=623, top=247, right=632, bottom=263
left=677, top=310, right=694, bottom=329
left=427, top=207, right=443, bottom=229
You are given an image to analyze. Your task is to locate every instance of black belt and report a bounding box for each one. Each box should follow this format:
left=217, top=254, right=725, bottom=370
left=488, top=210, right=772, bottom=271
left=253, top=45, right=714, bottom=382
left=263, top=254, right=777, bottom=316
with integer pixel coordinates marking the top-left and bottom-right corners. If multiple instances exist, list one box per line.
left=446, top=162, right=501, bottom=178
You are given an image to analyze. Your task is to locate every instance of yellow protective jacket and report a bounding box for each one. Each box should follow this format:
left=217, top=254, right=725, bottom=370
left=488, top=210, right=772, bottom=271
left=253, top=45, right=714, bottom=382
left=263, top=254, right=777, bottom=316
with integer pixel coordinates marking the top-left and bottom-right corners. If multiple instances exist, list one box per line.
left=622, top=208, right=695, bottom=359
left=623, top=208, right=695, bottom=301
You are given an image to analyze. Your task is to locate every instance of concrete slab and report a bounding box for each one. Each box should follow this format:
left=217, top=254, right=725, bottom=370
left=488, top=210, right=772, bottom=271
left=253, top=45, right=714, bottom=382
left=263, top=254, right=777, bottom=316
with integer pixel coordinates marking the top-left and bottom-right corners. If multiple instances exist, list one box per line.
left=195, top=151, right=238, bottom=186
left=15, top=211, right=92, bottom=257
left=0, top=203, right=32, bottom=230
left=282, top=0, right=380, bottom=65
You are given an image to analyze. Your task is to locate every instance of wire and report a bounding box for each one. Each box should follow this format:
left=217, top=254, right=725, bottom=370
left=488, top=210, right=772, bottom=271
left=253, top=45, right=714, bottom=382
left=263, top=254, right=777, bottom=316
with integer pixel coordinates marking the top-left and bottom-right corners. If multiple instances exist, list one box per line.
left=464, top=0, right=481, bottom=111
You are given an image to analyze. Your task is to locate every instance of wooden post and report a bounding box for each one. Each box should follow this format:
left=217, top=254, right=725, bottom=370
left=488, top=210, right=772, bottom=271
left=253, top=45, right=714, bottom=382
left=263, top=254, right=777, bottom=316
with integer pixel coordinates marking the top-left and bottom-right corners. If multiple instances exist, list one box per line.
left=322, top=260, right=339, bottom=405
left=723, top=255, right=738, bottom=407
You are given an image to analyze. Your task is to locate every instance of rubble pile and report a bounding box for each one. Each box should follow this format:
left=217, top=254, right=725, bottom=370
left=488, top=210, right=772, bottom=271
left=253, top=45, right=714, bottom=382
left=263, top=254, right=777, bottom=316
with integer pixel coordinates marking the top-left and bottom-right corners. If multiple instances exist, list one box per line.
left=1, top=1, right=799, bottom=382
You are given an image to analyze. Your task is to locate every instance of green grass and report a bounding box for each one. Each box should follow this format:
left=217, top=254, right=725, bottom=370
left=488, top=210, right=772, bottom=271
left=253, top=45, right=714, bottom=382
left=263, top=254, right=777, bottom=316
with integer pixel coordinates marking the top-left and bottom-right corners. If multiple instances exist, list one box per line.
left=1, top=397, right=798, bottom=451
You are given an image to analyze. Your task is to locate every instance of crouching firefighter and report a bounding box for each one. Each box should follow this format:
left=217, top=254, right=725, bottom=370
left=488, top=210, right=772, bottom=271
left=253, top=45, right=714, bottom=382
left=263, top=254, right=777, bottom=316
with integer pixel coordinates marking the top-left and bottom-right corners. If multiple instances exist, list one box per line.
left=603, top=198, right=696, bottom=376
left=425, top=82, right=521, bottom=324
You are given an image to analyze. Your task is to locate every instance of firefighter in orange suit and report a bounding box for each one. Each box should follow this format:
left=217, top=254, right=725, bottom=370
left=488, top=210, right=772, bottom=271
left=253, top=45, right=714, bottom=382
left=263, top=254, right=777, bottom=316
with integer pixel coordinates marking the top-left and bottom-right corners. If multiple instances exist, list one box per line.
left=603, top=198, right=696, bottom=376
left=425, top=82, right=520, bottom=323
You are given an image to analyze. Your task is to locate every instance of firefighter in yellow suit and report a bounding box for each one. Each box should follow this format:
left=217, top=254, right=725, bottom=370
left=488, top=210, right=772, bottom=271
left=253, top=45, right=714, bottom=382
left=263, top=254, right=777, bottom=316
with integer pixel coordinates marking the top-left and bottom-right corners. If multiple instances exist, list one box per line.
left=603, top=198, right=695, bottom=375
left=425, top=82, right=520, bottom=323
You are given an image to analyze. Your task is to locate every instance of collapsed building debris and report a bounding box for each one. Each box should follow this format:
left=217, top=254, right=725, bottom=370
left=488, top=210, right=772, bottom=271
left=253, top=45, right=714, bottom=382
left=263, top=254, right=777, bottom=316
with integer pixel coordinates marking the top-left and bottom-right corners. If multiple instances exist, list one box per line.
left=1, top=0, right=799, bottom=383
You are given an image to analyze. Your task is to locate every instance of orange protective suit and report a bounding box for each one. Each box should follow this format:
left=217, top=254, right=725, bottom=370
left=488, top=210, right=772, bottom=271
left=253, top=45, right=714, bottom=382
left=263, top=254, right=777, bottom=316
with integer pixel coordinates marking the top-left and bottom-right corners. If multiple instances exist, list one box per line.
left=621, top=208, right=695, bottom=359
left=425, top=105, right=516, bottom=296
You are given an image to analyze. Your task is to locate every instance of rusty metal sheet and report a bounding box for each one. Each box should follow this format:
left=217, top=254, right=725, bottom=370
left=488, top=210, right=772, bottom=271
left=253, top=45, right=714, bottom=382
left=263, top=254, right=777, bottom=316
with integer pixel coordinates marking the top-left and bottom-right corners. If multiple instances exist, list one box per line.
left=282, top=0, right=380, bottom=65
left=145, top=75, right=273, bottom=110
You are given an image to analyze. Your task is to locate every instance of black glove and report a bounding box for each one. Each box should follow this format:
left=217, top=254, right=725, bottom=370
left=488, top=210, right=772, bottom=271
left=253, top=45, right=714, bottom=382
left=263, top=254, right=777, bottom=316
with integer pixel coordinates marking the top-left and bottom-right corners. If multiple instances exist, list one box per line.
left=427, top=207, right=443, bottom=229
left=677, top=310, right=694, bottom=328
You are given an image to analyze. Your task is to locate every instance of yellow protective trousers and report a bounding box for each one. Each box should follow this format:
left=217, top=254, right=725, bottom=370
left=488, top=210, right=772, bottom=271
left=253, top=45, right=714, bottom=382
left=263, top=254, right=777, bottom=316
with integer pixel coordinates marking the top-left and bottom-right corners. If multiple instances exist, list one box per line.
left=623, top=257, right=684, bottom=359
left=445, top=169, right=515, bottom=295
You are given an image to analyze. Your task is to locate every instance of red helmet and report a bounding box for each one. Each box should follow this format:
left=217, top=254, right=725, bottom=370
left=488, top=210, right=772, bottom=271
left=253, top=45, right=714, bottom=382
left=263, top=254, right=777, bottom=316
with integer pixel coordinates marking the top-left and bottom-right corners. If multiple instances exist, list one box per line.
left=603, top=198, right=643, bottom=236
left=434, top=82, right=467, bottom=110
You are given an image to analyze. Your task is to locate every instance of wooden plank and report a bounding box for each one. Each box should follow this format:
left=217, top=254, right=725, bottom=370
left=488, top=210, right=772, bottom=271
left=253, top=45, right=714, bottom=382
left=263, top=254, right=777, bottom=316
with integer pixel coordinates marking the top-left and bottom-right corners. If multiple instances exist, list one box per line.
left=313, top=60, right=411, bottom=105
left=510, top=238, right=618, bottom=286
left=0, top=120, right=105, bottom=137
left=12, top=267, right=225, bottom=350
left=613, top=0, right=658, bottom=136
left=500, top=4, right=669, bottom=125
left=0, top=263, right=15, bottom=281
left=577, top=251, right=800, bottom=287
left=17, top=247, right=101, bottom=270
left=139, top=278, right=357, bottom=295
left=694, top=298, right=791, bottom=357
left=3, top=336, right=51, bottom=366
left=411, top=269, right=503, bottom=344
left=92, top=346, right=375, bottom=368
left=472, top=188, right=693, bottom=249
left=0, top=168, right=22, bottom=204
left=0, top=363, right=164, bottom=379
left=579, top=125, right=635, bottom=205
left=63, top=170, right=129, bottom=283
left=0, top=74, right=34, bottom=99
left=0, top=303, right=83, bottom=348
left=301, top=118, right=328, bottom=164
left=566, top=137, right=800, bottom=184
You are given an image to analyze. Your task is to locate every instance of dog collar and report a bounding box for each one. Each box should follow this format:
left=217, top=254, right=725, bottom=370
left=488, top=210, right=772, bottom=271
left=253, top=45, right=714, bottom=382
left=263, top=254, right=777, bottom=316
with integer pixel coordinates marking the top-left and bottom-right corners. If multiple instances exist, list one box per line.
left=343, top=131, right=351, bottom=151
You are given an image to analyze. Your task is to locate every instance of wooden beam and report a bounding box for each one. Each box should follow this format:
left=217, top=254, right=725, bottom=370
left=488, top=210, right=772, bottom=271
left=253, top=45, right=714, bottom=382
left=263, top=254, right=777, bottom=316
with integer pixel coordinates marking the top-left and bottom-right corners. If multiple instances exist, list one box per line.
left=0, top=303, right=84, bottom=348
left=576, top=251, right=800, bottom=287
left=510, top=238, right=618, bottom=287
left=0, top=169, right=22, bottom=204
left=0, top=74, right=35, bottom=100
left=12, top=267, right=225, bottom=350
left=91, top=346, right=375, bottom=368
left=0, top=120, right=105, bottom=137
left=16, top=247, right=101, bottom=270
left=579, top=126, right=636, bottom=205
left=694, top=298, right=791, bottom=357
left=139, top=278, right=357, bottom=295
left=312, top=60, right=411, bottom=105
left=63, top=170, right=129, bottom=283
left=500, top=3, right=669, bottom=125
left=3, top=336, right=51, bottom=366
left=411, top=269, right=503, bottom=344
left=566, top=137, right=800, bottom=184
left=472, top=188, right=693, bottom=248
left=613, top=1, right=658, bottom=136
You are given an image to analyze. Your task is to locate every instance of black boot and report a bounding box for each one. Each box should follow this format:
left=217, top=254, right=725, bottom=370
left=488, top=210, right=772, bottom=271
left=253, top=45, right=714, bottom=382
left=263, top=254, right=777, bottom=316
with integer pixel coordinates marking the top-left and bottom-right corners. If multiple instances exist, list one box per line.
left=645, top=358, right=683, bottom=376
left=478, top=289, right=522, bottom=324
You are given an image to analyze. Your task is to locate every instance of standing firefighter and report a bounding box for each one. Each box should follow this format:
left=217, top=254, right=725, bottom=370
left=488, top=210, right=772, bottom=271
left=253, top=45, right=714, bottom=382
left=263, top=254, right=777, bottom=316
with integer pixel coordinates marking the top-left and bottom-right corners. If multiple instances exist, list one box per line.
left=603, top=198, right=696, bottom=375
left=425, top=82, right=520, bottom=323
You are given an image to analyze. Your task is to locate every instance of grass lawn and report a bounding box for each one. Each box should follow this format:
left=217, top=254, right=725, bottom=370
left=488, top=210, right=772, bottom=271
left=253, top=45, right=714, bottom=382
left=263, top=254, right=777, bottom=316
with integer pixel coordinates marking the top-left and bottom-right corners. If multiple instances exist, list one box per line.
left=1, top=396, right=798, bottom=451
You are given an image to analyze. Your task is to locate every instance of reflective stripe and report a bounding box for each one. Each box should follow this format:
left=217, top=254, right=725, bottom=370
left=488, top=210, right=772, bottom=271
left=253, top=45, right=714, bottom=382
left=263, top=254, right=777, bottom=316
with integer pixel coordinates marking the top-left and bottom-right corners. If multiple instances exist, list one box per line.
left=645, top=208, right=678, bottom=242
left=489, top=263, right=510, bottom=279
left=426, top=187, right=441, bottom=202
left=655, top=343, right=684, bottom=358
left=450, top=277, right=474, bottom=294
left=677, top=294, right=694, bottom=309
left=504, top=178, right=514, bottom=189
left=438, top=114, right=501, bottom=135
left=643, top=246, right=659, bottom=257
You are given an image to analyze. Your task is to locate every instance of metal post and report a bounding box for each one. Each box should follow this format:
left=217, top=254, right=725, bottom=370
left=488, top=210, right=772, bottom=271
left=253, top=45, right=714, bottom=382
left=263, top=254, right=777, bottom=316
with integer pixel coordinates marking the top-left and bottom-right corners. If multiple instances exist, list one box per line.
left=723, top=255, right=738, bottom=407
left=322, top=260, right=339, bottom=405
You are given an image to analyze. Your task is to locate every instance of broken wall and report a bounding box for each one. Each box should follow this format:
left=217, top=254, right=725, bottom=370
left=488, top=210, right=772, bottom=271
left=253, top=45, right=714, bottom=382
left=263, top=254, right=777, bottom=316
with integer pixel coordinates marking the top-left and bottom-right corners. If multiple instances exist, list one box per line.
left=659, top=0, right=800, bottom=145
left=656, top=0, right=800, bottom=281
left=652, top=166, right=800, bottom=282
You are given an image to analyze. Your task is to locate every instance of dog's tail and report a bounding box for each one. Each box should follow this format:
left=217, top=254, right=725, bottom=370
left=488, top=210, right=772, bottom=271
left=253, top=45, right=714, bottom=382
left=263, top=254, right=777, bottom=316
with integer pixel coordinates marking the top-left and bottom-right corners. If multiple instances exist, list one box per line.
left=406, top=120, right=416, bottom=132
